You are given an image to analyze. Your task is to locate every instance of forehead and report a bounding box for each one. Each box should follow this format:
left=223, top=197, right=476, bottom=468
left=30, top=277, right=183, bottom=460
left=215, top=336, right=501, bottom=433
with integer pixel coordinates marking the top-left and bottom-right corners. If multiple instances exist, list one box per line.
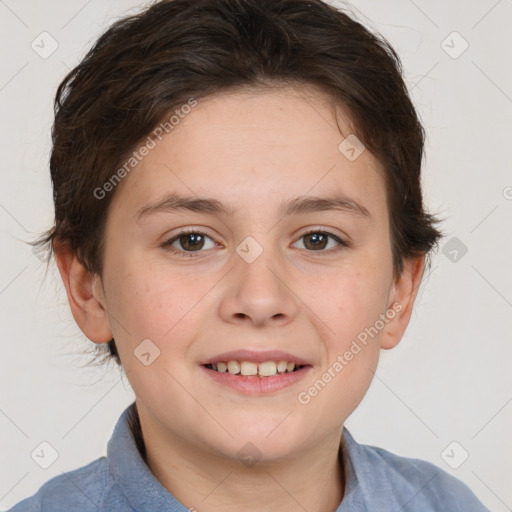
left=109, top=85, right=387, bottom=222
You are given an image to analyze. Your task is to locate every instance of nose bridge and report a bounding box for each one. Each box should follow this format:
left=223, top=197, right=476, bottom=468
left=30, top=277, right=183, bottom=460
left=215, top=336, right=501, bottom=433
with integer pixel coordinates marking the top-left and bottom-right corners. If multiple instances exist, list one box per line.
left=220, top=233, right=297, bottom=325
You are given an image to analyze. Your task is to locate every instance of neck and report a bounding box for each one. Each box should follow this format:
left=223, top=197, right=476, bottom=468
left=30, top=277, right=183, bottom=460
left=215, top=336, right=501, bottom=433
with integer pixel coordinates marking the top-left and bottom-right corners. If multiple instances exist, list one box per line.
left=129, top=402, right=346, bottom=512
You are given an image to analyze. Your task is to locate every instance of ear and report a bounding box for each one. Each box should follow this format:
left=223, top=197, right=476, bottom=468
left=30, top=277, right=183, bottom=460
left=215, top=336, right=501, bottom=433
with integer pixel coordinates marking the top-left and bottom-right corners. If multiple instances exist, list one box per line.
left=381, top=254, right=425, bottom=350
left=53, top=241, right=113, bottom=344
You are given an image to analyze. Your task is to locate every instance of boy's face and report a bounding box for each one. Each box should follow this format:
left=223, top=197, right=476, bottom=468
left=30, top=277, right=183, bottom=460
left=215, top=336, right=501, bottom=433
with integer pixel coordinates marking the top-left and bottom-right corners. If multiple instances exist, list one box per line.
left=64, top=86, right=422, bottom=462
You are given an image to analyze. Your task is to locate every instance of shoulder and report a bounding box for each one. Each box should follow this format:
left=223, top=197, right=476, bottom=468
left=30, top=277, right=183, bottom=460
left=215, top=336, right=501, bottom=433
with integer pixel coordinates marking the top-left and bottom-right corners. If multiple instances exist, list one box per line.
left=343, top=431, right=490, bottom=511
left=5, top=457, right=125, bottom=512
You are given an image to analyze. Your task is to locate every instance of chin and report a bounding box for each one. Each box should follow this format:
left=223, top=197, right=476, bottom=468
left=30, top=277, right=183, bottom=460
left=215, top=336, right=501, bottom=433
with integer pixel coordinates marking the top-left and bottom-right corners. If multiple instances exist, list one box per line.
left=212, top=419, right=308, bottom=462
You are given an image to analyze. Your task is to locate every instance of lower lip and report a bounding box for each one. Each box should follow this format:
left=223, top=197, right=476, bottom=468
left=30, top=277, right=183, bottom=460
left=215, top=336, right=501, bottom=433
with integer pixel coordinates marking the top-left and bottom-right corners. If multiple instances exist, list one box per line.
left=200, top=365, right=312, bottom=395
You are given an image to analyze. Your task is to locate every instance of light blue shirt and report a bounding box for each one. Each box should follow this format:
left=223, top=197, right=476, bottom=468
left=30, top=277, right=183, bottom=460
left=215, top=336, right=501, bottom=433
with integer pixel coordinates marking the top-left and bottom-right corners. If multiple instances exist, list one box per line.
left=7, top=403, right=489, bottom=511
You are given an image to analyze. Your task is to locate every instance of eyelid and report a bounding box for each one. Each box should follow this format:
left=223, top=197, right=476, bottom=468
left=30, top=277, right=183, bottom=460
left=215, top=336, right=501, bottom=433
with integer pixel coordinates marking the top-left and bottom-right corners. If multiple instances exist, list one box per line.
left=294, top=227, right=351, bottom=251
left=162, top=227, right=218, bottom=256
left=298, top=226, right=350, bottom=242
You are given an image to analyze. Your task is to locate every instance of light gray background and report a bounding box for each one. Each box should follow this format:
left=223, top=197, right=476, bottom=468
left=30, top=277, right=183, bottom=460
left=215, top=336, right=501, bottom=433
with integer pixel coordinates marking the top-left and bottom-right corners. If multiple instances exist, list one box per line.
left=1, top=0, right=511, bottom=510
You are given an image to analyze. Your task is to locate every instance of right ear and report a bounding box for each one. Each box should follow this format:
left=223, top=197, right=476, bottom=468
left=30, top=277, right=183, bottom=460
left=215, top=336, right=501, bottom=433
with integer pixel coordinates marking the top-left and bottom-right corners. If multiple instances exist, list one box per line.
left=53, top=241, right=113, bottom=344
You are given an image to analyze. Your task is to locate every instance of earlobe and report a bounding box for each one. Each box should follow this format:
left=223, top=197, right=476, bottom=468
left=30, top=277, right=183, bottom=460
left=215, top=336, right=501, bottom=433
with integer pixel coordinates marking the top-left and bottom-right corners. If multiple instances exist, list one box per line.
left=381, top=255, right=425, bottom=350
left=54, top=241, right=113, bottom=344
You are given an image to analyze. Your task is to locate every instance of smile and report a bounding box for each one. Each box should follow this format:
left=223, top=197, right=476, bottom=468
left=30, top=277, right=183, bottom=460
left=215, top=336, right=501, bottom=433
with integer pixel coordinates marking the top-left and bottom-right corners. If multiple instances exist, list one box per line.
left=203, top=360, right=306, bottom=377
left=200, top=362, right=312, bottom=395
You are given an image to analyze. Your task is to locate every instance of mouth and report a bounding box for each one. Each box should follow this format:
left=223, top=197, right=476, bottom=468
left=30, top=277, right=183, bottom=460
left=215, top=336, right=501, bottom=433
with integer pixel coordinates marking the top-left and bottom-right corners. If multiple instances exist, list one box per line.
left=200, top=350, right=312, bottom=394
left=203, top=360, right=308, bottom=377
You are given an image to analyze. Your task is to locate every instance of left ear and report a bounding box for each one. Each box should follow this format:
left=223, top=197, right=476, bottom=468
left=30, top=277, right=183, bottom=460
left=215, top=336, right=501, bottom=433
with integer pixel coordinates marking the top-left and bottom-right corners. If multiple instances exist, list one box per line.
left=381, top=254, right=425, bottom=350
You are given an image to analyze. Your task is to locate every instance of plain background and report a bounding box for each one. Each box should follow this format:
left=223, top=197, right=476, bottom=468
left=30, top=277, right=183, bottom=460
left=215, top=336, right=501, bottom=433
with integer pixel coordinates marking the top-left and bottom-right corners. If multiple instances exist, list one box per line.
left=1, top=0, right=511, bottom=510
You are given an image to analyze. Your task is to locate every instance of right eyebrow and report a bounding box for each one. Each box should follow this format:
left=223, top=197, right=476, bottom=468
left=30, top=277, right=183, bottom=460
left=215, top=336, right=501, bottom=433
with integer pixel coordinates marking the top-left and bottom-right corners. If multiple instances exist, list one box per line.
left=136, top=193, right=236, bottom=221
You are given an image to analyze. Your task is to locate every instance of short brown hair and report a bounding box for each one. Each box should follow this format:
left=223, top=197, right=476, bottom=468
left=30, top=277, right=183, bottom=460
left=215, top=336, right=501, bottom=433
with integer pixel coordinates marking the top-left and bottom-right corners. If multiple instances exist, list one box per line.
left=31, top=0, right=442, bottom=366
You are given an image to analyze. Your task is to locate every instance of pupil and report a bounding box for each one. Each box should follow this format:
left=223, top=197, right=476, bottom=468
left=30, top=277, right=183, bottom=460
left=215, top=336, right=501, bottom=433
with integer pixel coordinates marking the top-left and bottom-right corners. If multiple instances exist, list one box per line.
left=181, top=233, right=204, bottom=251
left=306, top=232, right=327, bottom=250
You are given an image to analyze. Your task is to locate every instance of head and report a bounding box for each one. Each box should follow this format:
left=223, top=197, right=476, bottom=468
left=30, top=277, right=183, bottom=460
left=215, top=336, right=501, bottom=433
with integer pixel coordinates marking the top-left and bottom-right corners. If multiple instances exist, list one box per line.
left=32, top=0, right=441, bottom=462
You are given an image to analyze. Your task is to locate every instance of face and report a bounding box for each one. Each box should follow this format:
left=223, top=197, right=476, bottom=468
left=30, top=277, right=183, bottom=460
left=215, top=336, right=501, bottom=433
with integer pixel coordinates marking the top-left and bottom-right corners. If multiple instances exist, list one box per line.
left=88, top=86, right=411, bottom=462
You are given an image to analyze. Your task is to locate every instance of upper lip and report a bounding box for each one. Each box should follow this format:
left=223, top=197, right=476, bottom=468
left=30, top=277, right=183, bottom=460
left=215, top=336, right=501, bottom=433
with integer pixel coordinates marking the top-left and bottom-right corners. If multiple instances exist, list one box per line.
left=201, top=349, right=312, bottom=366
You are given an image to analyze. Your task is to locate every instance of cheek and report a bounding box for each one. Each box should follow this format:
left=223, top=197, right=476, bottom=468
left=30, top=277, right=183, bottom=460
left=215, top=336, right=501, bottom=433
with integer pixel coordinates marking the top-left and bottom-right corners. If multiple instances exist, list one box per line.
left=106, top=265, right=200, bottom=398
left=329, top=262, right=392, bottom=400
left=103, top=252, right=186, bottom=348
left=297, top=271, right=386, bottom=424
left=297, top=251, right=392, bottom=396
left=306, top=258, right=392, bottom=341
left=105, top=253, right=220, bottom=373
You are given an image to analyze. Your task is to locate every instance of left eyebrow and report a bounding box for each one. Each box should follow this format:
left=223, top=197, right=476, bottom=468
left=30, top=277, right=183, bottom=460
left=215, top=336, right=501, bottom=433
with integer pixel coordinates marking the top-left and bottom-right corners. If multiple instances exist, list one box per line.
left=136, top=192, right=371, bottom=222
left=280, top=194, right=371, bottom=218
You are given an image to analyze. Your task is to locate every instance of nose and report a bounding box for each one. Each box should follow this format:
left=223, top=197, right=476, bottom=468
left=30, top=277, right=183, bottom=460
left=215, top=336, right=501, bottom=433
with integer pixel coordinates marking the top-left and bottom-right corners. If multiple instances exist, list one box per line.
left=218, top=242, right=298, bottom=328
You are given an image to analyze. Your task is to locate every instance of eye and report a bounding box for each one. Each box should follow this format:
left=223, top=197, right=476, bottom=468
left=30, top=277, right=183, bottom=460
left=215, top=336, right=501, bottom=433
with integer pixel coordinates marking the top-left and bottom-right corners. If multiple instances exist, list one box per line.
left=162, top=228, right=350, bottom=257
left=162, top=229, right=217, bottom=256
left=293, top=229, right=349, bottom=253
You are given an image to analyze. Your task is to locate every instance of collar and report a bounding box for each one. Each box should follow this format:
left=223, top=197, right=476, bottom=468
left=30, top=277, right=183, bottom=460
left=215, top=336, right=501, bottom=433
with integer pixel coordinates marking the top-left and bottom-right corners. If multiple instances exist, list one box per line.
left=108, top=403, right=188, bottom=511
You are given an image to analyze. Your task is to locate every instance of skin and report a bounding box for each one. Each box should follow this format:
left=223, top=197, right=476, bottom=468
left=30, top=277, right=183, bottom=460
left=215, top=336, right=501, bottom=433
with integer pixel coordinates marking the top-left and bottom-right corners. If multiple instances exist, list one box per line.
left=55, top=85, right=424, bottom=512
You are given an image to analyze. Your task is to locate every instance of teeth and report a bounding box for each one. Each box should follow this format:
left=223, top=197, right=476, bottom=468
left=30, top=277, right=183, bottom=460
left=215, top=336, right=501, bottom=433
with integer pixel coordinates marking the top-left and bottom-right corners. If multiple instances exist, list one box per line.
left=259, top=361, right=277, bottom=377
left=277, top=360, right=288, bottom=373
left=227, top=361, right=240, bottom=375
left=208, top=360, right=304, bottom=377
left=240, top=361, right=258, bottom=376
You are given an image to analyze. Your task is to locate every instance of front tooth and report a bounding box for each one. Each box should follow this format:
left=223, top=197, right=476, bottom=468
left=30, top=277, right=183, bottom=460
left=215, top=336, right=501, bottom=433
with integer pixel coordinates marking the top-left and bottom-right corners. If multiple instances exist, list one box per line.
left=240, top=361, right=258, bottom=376
left=217, top=362, right=227, bottom=373
left=227, top=361, right=241, bottom=374
left=277, top=361, right=288, bottom=373
left=286, top=362, right=295, bottom=372
left=259, top=361, right=277, bottom=377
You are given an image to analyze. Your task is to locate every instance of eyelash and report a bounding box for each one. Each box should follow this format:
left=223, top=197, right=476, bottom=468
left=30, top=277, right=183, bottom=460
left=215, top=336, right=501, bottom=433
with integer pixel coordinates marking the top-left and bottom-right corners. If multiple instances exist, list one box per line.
left=161, top=228, right=351, bottom=257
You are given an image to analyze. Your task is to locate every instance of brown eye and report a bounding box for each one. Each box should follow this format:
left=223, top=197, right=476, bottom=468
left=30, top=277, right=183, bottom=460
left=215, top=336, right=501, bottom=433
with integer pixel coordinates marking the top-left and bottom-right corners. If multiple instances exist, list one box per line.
left=303, top=232, right=329, bottom=250
left=163, top=230, right=216, bottom=255
left=294, top=230, right=348, bottom=253
left=177, top=232, right=206, bottom=251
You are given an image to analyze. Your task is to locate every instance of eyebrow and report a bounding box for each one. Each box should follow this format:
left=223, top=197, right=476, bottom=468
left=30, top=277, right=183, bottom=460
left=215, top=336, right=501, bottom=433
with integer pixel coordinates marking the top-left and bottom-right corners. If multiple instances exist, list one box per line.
left=136, top=192, right=371, bottom=221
